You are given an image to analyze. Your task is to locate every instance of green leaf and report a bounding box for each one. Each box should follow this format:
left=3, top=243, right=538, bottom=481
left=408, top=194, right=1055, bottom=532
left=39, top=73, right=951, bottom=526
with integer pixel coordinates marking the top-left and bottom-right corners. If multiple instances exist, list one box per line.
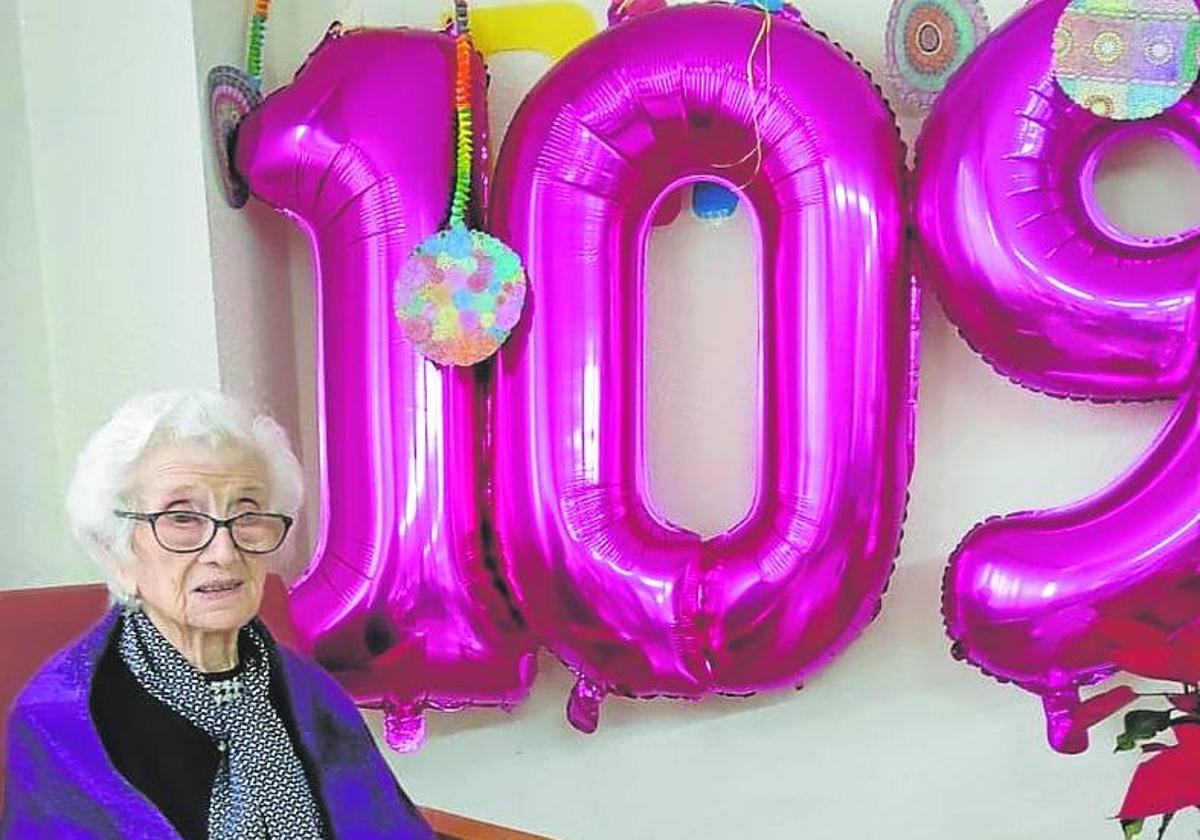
left=1116, top=731, right=1138, bottom=752
left=1122, top=818, right=1144, bottom=839
left=1123, top=710, right=1174, bottom=741
left=1155, top=812, right=1174, bottom=840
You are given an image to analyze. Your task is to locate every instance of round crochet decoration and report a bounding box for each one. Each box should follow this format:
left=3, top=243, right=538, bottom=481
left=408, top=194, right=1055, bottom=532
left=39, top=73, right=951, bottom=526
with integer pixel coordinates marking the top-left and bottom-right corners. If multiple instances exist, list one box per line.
left=886, top=0, right=990, bottom=110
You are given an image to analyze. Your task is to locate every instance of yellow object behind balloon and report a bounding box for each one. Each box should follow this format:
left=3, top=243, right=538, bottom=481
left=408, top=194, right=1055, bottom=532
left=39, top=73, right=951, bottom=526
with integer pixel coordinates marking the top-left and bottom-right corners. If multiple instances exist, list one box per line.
left=445, top=2, right=598, bottom=61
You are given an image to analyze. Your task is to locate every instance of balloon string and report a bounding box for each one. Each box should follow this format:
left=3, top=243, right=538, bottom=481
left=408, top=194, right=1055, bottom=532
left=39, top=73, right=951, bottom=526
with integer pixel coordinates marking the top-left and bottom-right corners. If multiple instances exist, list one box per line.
left=713, top=7, right=772, bottom=189
left=449, top=1, right=474, bottom=227
left=245, top=0, right=271, bottom=90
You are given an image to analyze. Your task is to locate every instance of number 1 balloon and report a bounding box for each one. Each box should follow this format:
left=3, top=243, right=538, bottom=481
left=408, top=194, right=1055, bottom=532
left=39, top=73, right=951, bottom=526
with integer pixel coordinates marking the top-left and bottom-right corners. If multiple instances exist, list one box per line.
left=236, top=22, right=536, bottom=751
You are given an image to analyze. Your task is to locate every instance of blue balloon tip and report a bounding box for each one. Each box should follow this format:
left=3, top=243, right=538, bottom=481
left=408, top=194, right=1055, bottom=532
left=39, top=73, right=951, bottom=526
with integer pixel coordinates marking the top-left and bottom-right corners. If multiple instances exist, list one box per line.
left=733, top=0, right=786, bottom=11
left=692, top=182, right=739, bottom=221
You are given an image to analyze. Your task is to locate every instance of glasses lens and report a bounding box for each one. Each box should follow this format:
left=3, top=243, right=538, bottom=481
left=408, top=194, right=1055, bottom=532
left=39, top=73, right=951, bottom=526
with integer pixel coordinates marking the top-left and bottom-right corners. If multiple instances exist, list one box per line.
left=231, top=513, right=288, bottom=553
left=155, top=511, right=215, bottom=551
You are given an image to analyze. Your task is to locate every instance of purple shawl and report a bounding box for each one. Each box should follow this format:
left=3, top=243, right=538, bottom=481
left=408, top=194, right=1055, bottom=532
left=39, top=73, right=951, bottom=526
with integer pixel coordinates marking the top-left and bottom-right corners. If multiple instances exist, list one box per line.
left=0, top=609, right=436, bottom=840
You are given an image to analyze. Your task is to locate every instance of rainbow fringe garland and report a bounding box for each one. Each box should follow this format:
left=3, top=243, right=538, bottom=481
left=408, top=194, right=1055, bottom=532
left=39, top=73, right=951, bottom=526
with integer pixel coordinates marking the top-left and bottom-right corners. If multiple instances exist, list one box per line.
left=450, top=35, right=474, bottom=225
left=246, top=0, right=271, bottom=89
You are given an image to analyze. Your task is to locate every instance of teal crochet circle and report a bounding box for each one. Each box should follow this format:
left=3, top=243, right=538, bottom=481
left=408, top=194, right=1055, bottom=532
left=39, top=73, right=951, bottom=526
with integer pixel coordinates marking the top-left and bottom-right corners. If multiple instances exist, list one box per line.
left=886, top=0, right=989, bottom=109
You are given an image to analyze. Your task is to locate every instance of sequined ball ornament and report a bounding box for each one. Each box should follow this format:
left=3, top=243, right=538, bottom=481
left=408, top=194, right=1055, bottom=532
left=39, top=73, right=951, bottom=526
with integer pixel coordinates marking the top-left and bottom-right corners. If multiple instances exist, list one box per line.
left=1054, top=0, right=1200, bottom=120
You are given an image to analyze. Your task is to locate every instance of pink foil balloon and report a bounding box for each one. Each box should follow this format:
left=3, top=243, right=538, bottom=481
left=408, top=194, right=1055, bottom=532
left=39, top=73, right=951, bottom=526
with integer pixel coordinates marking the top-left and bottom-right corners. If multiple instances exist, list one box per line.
left=235, top=26, right=535, bottom=751
left=944, top=350, right=1200, bottom=752
left=490, top=3, right=914, bottom=731
left=914, top=0, right=1200, bottom=400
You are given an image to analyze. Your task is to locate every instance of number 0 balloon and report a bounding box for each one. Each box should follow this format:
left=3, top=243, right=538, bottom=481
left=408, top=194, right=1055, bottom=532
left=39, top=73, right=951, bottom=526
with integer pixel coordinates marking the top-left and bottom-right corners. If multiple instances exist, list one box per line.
left=490, top=3, right=915, bottom=730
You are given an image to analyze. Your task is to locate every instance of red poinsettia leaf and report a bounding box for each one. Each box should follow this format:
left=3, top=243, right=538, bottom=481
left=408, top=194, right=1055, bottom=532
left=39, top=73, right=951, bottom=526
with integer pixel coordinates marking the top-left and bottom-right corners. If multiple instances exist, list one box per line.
left=1166, top=647, right=1200, bottom=685
left=1168, top=694, right=1200, bottom=713
left=1099, top=619, right=1168, bottom=649
left=1144, top=587, right=1200, bottom=627
left=1118, top=726, right=1200, bottom=820
left=1167, top=616, right=1200, bottom=650
left=1113, top=646, right=1181, bottom=682
left=1076, top=685, right=1139, bottom=729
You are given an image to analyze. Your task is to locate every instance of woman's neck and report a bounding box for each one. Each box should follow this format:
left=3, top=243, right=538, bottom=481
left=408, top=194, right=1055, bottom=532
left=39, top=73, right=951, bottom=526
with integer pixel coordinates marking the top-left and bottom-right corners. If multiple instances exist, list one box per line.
left=143, top=609, right=240, bottom=673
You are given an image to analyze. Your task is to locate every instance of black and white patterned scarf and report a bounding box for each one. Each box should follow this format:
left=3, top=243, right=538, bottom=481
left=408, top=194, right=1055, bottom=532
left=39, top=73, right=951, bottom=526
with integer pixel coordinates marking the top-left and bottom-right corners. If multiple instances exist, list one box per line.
left=119, top=610, right=325, bottom=840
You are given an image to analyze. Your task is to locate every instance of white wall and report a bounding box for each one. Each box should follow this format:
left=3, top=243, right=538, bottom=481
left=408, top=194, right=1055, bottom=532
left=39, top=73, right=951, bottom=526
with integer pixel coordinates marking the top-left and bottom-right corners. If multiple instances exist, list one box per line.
left=0, top=0, right=69, bottom=582
left=5, top=0, right=1200, bottom=837
left=0, top=1, right=224, bottom=588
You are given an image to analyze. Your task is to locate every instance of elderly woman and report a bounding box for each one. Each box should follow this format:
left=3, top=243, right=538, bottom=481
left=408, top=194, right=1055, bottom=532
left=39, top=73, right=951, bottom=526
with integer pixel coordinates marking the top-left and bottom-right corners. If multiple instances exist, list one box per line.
left=1, top=390, right=435, bottom=840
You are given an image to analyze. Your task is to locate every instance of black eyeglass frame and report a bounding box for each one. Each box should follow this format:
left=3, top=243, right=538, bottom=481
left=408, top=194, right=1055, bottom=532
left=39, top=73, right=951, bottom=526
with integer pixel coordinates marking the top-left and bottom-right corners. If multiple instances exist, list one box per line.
left=113, top=509, right=294, bottom=555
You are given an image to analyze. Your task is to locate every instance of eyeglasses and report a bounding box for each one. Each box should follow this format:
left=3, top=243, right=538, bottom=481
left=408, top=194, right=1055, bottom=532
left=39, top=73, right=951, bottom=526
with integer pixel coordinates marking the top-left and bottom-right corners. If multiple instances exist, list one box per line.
left=114, top=510, right=294, bottom=554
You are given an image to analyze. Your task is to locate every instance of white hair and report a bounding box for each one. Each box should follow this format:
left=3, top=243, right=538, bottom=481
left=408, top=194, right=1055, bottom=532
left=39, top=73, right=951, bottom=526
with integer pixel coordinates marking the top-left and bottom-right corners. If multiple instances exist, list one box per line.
left=65, top=389, right=304, bottom=604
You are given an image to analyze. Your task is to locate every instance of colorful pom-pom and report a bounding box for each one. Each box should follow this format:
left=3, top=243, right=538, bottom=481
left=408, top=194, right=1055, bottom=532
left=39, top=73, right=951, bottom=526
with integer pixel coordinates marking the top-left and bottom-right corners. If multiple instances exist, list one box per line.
left=396, top=224, right=528, bottom=366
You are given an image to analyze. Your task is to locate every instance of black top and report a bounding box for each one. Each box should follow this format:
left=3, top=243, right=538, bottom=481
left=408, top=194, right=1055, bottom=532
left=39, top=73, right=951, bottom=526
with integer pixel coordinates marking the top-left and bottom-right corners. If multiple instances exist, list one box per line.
left=89, top=630, right=334, bottom=840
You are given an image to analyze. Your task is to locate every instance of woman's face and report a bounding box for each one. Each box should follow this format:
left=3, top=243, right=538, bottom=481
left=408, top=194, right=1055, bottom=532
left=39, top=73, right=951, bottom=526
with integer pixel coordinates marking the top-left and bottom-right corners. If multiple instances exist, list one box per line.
left=116, top=439, right=272, bottom=642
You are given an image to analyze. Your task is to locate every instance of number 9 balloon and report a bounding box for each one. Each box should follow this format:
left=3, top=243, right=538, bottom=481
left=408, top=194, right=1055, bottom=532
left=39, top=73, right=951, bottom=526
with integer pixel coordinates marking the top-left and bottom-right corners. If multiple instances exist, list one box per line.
left=943, top=342, right=1200, bottom=753
left=925, top=0, right=1200, bottom=753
